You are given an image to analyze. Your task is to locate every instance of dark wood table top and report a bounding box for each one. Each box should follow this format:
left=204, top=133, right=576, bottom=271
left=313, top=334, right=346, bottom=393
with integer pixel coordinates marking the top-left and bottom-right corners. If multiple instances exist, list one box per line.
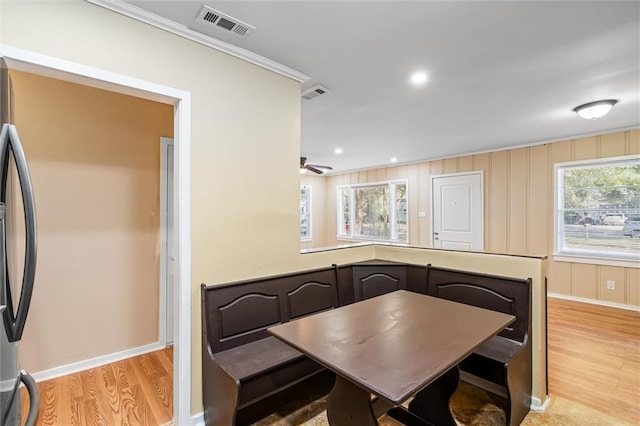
left=268, top=290, right=515, bottom=405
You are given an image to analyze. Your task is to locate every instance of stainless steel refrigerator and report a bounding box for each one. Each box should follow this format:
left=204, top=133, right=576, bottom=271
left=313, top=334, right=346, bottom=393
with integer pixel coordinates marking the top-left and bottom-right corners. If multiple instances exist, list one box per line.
left=0, top=59, right=40, bottom=426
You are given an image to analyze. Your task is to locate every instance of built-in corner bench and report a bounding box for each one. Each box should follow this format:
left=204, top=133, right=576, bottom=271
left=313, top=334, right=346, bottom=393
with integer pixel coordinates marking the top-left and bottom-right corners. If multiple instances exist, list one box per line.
left=201, top=261, right=533, bottom=426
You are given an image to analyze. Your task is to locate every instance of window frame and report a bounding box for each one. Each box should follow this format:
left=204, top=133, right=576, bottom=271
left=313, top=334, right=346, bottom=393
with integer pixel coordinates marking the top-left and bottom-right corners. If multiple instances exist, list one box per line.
left=554, top=155, right=640, bottom=268
left=337, top=179, right=408, bottom=243
left=300, top=185, right=312, bottom=242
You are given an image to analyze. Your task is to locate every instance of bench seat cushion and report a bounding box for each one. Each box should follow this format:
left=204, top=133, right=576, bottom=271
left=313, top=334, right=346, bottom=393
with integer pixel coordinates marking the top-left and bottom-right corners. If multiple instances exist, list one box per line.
left=215, top=336, right=307, bottom=381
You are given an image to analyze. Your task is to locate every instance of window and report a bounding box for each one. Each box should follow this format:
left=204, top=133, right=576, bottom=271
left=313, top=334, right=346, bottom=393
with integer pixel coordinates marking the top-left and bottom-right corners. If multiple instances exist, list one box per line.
left=555, top=156, right=640, bottom=265
left=300, top=186, right=312, bottom=241
left=338, top=180, right=408, bottom=242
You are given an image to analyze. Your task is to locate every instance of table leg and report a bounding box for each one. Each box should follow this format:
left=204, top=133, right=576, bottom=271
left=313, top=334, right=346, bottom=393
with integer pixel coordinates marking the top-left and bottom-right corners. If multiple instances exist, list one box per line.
left=327, top=375, right=378, bottom=426
left=407, top=366, right=459, bottom=426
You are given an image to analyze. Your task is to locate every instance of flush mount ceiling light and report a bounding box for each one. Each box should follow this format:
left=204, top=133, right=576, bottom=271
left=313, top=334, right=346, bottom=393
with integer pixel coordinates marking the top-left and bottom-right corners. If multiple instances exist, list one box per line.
left=573, top=99, right=618, bottom=120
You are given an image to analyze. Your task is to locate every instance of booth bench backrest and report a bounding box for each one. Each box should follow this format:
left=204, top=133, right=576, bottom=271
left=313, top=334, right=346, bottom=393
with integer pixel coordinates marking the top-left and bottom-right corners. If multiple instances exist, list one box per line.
left=202, top=266, right=339, bottom=353
left=352, top=262, right=408, bottom=301
left=426, top=265, right=531, bottom=343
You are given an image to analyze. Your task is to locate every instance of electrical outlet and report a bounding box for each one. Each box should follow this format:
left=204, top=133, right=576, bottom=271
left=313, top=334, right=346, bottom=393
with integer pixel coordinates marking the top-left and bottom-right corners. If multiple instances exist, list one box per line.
left=418, top=211, right=427, bottom=218
left=606, top=280, right=616, bottom=290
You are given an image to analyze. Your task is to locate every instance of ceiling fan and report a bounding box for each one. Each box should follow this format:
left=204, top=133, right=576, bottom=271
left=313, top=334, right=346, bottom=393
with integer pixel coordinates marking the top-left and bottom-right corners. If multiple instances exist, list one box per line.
left=300, top=157, right=333, bottom=174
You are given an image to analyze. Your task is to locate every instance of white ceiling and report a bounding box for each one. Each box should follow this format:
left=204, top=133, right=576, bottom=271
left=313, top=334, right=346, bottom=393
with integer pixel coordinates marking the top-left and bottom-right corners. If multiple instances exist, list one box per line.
left=122, top=0, right=640, bottom=174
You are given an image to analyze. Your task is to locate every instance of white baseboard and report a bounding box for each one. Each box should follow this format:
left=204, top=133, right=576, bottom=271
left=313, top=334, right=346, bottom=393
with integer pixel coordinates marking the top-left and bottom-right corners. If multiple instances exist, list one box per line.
left=548, top=292, right=640, bottom=312
left=31, top=341, right=166, bottom=383
left=531, top=395, right=551, bottom=412
left=191, top=412, right=204, bottom=425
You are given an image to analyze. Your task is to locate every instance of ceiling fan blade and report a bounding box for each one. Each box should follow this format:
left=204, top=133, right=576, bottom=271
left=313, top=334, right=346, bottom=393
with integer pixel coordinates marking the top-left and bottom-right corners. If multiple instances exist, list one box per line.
left=308, top=164, right=333, bottom=171
left=305, top=165, right=324, bottom=174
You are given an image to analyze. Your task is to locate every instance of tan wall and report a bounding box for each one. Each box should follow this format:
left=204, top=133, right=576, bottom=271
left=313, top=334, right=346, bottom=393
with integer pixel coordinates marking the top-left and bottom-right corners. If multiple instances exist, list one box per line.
left=324, top=130, right=640, bottom=307
left=10, top=70, right=173, bottom=372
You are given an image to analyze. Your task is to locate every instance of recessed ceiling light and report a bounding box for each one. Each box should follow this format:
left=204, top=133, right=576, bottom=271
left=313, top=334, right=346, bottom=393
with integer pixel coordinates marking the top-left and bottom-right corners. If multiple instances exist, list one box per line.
left=573, top=99, right=618, bottom=120
left=410, top=71, right=428, bottom=86
left=334, top=148, right=343, bottom=154
left=390, top=157, right=398, bottom=163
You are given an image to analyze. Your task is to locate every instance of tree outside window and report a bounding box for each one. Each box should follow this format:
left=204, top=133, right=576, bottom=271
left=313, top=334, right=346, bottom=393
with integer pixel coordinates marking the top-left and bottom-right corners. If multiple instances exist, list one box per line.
left=556, top=156, right=639, bottom=262
left=338, top=180, right=408, bottom=242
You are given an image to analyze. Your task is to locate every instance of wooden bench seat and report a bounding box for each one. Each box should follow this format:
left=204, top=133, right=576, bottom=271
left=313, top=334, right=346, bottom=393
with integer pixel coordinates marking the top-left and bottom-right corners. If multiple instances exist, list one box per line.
left=214, top=336, right=309, bottom=382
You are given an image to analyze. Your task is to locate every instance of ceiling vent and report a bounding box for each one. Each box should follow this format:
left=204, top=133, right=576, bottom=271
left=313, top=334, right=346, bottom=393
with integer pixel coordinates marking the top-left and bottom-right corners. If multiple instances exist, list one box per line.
left=302, top=85, right=331, bottom=101
left=191, top=6, right=255, bottom=38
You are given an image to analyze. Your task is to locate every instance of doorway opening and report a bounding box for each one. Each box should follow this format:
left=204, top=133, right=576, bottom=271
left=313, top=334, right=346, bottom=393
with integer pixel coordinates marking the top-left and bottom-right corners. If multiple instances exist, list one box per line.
left=1, top=45, right=192, bottom=425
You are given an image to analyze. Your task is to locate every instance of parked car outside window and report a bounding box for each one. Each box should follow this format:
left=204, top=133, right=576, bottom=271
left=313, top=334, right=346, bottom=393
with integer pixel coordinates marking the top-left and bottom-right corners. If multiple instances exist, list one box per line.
left=622, top=215, right=640, bottom=237
left=602, top=214, right=626, bottom=226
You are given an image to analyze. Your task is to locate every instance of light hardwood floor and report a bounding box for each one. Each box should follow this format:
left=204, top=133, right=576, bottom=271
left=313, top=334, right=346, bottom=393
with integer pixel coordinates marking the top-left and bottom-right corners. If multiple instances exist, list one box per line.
left=547, top=297, right=640, bottom=424
left=21, top=297, right=640, bottom=425
left=21, top=347, right=173, bottom=425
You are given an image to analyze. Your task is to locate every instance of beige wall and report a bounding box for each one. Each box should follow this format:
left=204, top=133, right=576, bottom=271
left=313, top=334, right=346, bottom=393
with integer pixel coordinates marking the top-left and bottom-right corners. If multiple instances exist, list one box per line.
left=10, top=70, right=173, bottom=372
left=323, top=130, right=640, bottom=307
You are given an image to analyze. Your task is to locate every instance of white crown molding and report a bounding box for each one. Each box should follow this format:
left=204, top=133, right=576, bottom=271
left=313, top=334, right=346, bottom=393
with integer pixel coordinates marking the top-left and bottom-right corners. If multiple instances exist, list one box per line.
left=84, top=0, right=310, bottom=83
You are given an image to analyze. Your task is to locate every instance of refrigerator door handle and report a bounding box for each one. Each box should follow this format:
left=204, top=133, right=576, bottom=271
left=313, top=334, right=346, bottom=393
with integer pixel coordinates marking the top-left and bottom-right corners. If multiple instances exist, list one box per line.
left=0, top=123, right=37, bottom=342
left=19, top=370, right=40, bottom=426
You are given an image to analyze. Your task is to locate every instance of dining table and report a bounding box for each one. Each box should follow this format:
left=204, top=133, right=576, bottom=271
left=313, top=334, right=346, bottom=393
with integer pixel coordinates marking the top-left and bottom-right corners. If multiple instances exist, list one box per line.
left=268, top=290, right=515, bottom=426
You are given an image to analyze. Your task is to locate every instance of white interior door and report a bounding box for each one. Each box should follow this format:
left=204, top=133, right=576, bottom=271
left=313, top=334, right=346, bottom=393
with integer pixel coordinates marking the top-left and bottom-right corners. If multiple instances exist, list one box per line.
left=431, top=172, right=484, bottom=251
left=160, top=137, right=174, bottom=345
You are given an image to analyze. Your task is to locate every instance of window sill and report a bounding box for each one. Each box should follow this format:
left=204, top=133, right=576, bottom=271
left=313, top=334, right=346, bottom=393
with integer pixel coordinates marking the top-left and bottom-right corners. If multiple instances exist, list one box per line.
left=553, top=253, right=640, bottom=269
left=337, top=237, right=408, bottom=245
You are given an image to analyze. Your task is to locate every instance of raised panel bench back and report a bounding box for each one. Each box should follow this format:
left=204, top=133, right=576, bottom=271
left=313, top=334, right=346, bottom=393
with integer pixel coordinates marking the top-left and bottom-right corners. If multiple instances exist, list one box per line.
left=352, top=261, right=409, bottom=301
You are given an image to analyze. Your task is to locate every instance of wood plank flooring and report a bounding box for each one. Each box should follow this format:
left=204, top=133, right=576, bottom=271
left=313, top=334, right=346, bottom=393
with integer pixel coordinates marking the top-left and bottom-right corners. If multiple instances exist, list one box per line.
left=20, top=297, right=640, bottom=425
left=547, top=297, right=640, bottom=424
left=21, top=347, right=172, bottom=426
